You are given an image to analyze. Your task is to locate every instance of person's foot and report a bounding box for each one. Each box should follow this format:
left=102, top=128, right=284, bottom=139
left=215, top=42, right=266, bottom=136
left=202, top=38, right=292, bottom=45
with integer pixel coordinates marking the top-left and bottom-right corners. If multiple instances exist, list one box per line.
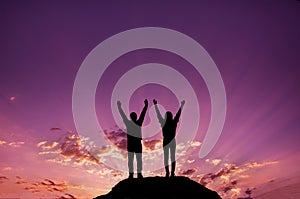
left=128, top=173, right=134, bottom=179
left=165, top=171, right=170, bottom=178
left=170, top=172, right=175, bottom=177
left=137, top=173, right=143, bottom=179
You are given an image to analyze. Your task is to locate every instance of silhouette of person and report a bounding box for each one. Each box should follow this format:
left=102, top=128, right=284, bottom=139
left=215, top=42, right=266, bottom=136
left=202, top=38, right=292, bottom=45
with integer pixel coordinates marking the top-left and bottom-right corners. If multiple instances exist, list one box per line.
left=117, top=99, right=148, bottom=179
left=153, top=99, right=185, bottom=177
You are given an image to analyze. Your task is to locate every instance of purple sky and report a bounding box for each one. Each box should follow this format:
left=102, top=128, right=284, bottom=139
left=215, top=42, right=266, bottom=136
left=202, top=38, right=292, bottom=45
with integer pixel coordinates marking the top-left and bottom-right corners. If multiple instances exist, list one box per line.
left=1, top=1, right=300, bottom=199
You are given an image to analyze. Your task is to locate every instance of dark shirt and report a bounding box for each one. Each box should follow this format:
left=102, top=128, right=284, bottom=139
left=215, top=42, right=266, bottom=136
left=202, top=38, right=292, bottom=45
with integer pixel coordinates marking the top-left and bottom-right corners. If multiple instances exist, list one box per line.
left=124, top=119, right=143, bottom=141
left=118, top=104, right=148, bottom=143
left=155, top=105, right=182, bottom=145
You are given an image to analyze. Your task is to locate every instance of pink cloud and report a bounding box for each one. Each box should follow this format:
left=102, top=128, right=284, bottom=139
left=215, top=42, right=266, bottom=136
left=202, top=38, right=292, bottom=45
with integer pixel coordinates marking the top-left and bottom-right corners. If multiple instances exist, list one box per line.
left=56, top=193, right=77, bottom=199
left=0, top=176, right=9, bottom=183
left=143, top=139, right=162, bottom=150
left=0, top=140, right=25, bottom=147
left=180, top=168, right=197, bottom=175
left=37, top=132, right=100, bottom=166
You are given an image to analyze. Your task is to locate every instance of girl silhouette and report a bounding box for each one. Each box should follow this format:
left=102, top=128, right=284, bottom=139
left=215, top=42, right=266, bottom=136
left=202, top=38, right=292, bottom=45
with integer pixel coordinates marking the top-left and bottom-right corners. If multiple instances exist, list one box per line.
left=153, top=99, right=185, bottom=177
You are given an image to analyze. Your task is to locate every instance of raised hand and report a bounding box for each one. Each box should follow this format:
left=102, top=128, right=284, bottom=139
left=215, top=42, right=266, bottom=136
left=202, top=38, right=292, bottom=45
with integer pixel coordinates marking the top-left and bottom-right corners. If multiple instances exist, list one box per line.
left=144, top=99, right=148, bottom=106
left=153, top=99, right=157, bottom=105
left=117, top=100, right=121, bottom=107
left=181, top=100, right=185, bottom=106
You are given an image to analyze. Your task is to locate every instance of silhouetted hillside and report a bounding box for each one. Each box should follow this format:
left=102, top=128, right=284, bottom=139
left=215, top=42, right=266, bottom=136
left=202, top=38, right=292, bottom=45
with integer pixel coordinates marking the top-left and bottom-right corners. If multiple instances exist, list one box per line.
left=94, top=176, right=222, bottom=199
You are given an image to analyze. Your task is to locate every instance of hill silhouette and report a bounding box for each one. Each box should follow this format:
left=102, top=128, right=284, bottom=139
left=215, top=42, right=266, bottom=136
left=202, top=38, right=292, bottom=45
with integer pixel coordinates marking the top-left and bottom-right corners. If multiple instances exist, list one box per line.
left=94, top=176, right=222, bottom=199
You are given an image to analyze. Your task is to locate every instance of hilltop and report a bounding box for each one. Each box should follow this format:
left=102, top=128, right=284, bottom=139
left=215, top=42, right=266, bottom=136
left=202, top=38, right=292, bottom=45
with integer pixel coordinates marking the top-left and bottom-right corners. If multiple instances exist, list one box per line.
left=94, top=176, right=222, bottom=199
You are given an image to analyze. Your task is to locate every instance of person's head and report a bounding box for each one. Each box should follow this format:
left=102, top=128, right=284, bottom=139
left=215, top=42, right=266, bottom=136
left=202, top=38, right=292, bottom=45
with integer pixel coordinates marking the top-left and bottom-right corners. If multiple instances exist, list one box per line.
left=130, top=112, right=137, bottom=122
left=165, top=111, right=173, bottom=121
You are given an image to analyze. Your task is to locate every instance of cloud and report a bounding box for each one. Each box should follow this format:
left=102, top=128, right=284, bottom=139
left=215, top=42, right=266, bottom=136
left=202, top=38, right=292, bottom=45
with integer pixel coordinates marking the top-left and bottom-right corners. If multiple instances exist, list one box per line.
left=0, top=140, right=6, bottom=145
left=175, top=160, right=279, bottom=199
left=16, top=180, right=27, bottom=185
left=59, top=134, right=99, bottom=164
left=38, top=141, right=59, bottom=150
left=38, top=128, right=165, bottom=169
left=143, top=139, right=162, bottom=150
left=206, top=159, right=222, bottom=166
left=9, top=175, right=74, bottom=197
left=229, top=188, right=241, bottom=196
left=8, top=141, right=24, bottom=147
left=24, top=186, right=40, bottom=194
left=104, top=128, right=127, bottom=150
left=37, top=141, right=47, bottom=147
left=187, top=159, right=195, bottom=163
left=191, top=141, right=201, bottom=147
left=42, top=179, right=56, bottom=186
left=37, top=132, right=100, bottom=166
left=56, top=193, right=77, bottom=199
left=231, top=180, right=238, bottom=185
left=0, top=176, right=9, bottom=183
left=0, top=176, right=9, bottom=180
left=15, top=176, right=27, bottom=185
left=20, top=178, right=69, bottom=195
left=198, top=163, right=238, bottom=187
left=244, top=161, right=278, bottom=168
left=50, top=127, right=62, bottom=131
left=0, top=140, right=24, bottom=147
left=180, top=168, right=197, bottom=175
left=2, top=166, right=12, bottom=171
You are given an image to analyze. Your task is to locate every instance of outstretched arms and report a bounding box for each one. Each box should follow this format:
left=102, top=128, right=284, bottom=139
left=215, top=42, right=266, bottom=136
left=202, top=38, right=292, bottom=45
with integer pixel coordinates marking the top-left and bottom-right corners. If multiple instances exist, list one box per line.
left=174, top=100, right=185, bottom=123
left=118, top=99, right=184, bottom=126
left=137, top=99, right=148, bottom=125
left=117, top=101, right=129, bottom=123
left=153, top=99, right=164, bottom=125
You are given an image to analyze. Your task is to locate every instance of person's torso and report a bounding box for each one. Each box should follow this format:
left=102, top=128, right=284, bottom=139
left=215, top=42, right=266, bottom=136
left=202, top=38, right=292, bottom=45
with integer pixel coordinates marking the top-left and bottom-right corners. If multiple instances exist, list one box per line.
left=125, top=121, right=142, bottom=140
left=162, top=120, right=177, bottom=141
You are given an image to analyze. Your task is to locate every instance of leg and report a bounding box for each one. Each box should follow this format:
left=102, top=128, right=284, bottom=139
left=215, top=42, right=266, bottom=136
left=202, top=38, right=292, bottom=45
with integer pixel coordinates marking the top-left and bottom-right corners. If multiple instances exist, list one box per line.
left=135, top=142, right=143, bottom=178
left=170, top=140, right=176, bottom=177
left=136, top=152, right=143, bottom=178
left=163, top=144, right=170, bottom=177
left=128, top=152, right=134, bottom=178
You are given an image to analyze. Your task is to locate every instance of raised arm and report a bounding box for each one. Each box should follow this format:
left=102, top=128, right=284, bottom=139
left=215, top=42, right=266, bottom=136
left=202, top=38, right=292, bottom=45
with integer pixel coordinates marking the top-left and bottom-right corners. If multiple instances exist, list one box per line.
left=117, top=101, right=129, bottom=123
left=174, top=100, right=185, bottom=123
left=137, top=99, right=148, bottom=125
left=153, top=99, right=164, bottom=125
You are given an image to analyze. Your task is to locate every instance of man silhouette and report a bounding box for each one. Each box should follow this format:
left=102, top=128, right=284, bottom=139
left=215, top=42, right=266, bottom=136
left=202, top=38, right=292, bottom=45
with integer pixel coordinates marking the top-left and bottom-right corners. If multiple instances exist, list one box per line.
left=117, top=99, right=148, bottom=179
left=153, top=99, right=185, bottom=177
